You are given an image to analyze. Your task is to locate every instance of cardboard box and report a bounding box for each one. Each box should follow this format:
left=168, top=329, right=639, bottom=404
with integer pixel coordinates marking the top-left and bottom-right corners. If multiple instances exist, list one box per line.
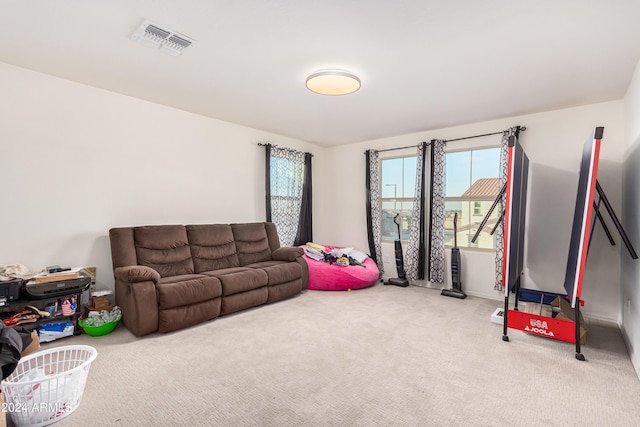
left=91, top=295, right=111, bottom=310
left=85, top=302, right=114, bottom=314
left=21, top=330, right=40, bottom=357
left=551, top=297, right=587, bottom=345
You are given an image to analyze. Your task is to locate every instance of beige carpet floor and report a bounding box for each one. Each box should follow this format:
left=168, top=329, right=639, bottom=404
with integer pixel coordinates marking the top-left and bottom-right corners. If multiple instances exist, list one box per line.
left=25, top=284, right=640, bottom=426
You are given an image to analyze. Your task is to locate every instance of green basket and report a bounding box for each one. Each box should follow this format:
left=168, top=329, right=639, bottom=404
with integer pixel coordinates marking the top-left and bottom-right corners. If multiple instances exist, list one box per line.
left=78, top=317, right=121, bottom=337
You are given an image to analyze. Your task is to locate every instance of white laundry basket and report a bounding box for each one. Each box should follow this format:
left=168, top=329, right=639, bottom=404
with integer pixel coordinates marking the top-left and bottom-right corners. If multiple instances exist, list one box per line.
left=1, top=345, right=98, bottom=427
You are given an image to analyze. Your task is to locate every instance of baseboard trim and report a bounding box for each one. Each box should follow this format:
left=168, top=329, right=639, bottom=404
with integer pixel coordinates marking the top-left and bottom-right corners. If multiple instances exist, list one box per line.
left=465, top=289, right=502, bottom=301
left=621, top=326, right=640, bottom=381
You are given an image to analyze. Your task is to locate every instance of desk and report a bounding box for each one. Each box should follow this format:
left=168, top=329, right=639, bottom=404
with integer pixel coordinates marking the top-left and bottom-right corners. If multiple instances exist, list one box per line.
left=0, top=279, right=90, bottom=339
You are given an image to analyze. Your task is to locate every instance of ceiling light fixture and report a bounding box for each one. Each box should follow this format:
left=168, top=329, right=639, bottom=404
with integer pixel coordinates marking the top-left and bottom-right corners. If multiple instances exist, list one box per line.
left=305, top=70, right=361, bottom=96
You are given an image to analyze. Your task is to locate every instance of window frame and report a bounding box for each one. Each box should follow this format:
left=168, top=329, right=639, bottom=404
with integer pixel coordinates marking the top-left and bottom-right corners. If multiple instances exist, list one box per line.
left=444, top=144, right=502, bottom=252
left=473, top=201, right=482, bottom=216
left=377, top=144, right=501, bottom=250
left=379, top=153, right=417, bottom=243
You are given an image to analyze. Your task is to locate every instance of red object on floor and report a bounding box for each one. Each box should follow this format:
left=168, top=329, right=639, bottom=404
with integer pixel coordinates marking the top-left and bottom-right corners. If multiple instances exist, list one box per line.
left=507, top=309, right=577, bottom=343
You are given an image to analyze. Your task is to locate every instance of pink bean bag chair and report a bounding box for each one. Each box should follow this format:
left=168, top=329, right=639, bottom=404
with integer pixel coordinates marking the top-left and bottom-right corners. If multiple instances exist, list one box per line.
left=303, top=245, right=380, bottom=291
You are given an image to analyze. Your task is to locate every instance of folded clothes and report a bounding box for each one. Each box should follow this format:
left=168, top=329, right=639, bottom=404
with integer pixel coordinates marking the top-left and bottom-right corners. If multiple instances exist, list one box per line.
left=306, top=242, right=326, bottom=252
left=303, top=247, right=325, bottom=261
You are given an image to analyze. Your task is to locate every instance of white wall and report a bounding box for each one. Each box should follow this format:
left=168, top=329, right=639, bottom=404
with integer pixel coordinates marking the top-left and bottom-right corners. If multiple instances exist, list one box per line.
left=622, top=58, right=640, bottom=377
left=317, top=101, right=626, bottom=323
left=0, top=62, right=322, bottom=291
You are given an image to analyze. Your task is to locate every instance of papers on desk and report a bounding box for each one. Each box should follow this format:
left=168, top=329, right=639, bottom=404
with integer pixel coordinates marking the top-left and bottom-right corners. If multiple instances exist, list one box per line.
left=32, top=268, right=81, bottom=284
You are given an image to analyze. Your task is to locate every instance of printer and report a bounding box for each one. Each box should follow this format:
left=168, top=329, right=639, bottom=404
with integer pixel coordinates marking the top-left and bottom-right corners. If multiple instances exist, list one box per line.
left=24, top=275, right=91, bottom=299
left=0, top=277, right=22, bottom=305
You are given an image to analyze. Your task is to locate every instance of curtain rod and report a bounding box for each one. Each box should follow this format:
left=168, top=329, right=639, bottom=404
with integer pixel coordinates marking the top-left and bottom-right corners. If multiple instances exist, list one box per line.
left=258, top=143, right=313, bottom=157
left=376, top=144, right=423, bottom=153
left=444, top=127, right=526, bottom=143
left=363, top=126, right=526, bottom=154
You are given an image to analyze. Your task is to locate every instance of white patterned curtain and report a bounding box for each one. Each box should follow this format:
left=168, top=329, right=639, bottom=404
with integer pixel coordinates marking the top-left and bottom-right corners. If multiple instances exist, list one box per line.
left=365, top=150, right=384, bottom=274
left=494, top=127, right=520, bottom=291
left=405, top=142, right=427, bottom=282
left=266, top=146, right=305, bottom=247
left=428, top=140, right=447, bottom=284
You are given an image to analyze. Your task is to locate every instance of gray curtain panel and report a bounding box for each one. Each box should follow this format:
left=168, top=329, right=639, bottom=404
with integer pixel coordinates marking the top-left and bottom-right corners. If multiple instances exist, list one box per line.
left=494, top=126, right=519, bottom=291
left=365, top=150, right=385, bottom=274
left=429, top=140, right=446, bottom=284
left=266, top=146, right=306, bottom=247
left=405, top=142, right=426, bottom=282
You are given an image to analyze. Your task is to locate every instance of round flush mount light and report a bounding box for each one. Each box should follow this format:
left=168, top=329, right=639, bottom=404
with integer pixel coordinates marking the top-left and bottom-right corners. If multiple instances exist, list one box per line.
left=305, top=70, right=361, bottom=96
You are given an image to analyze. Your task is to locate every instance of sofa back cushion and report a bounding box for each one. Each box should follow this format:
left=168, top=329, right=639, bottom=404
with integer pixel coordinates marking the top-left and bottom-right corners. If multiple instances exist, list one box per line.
left=134, top=225, right=194, bottom=278
left=187, top=224, right=240, bottom=273
left=232, top=223, right=272, bottom=266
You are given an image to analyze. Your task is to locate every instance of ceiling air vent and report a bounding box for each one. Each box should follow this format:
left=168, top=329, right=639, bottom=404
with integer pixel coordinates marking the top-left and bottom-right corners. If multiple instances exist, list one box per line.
left=131, top=20, right=195, bottom=56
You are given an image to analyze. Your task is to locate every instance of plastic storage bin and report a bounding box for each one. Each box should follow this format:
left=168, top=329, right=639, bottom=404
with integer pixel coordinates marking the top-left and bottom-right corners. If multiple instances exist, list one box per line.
left=78, top=317, right=120, bottom=336
left=1, top=345, right=98, bottom=426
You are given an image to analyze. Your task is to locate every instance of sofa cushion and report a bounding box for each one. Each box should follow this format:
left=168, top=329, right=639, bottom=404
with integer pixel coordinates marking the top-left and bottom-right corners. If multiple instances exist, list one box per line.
left=259, top=262, right=303, bottom=286
left=134, top=225, right=194, bottom=278
left=201, top=267, right=252, bottom=277
left=156, top=276, right=222, bottom=310
left=218, top=269, right=268, bottom=296
left=232, top=223, right=272, bottom=266
left=244, top=261, right=285, bottom=269
left=187, top=224, right=241, bottom=273
left=158, top=274, right=208, bottom=284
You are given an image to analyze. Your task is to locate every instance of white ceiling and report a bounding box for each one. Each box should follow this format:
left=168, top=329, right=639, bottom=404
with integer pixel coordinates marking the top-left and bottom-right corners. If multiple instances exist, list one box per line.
left=2, top=1, right=640, bottom=147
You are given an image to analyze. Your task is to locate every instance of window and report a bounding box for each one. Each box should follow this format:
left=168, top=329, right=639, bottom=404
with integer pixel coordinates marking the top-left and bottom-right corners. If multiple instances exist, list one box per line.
left=445, top=147, right=501, bottom=249
left=380, top=156, right=416, bottom=241
left=473, top=201, right=482, bottom=216
left=267, top=150, right=306, bottom=247
left=379, top=147, right=501, bottom=248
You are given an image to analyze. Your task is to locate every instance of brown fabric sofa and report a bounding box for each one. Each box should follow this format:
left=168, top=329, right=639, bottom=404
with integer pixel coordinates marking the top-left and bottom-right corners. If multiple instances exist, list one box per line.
left=109, top=222, right=308, bottom=336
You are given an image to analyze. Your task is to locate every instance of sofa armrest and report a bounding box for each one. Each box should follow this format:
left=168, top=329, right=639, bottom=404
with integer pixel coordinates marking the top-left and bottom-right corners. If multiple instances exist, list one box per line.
left=114, top=266, right=160, bottom=284
left=114, top=277, right=159, bottom=337
left=272, top=247, right=304, bottom=262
